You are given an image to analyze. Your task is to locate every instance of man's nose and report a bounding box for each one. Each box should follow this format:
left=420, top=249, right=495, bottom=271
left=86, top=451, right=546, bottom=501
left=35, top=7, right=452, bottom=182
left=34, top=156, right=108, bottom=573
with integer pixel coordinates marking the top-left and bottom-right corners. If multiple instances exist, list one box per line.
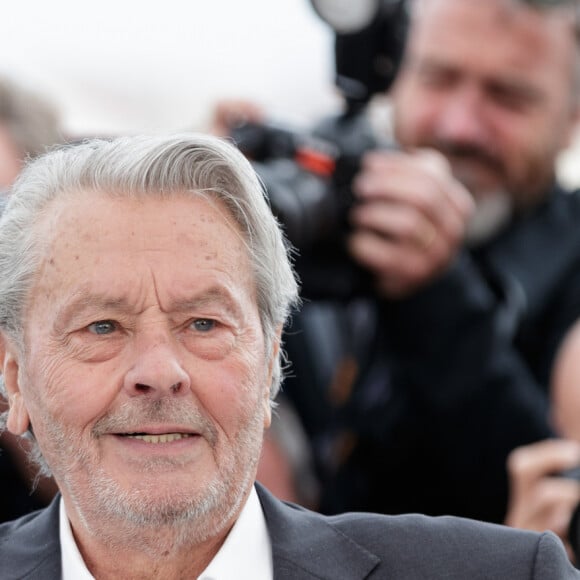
left=123, top=334, right=191, bottom=398
left=435, top=85, right=490, bottom=146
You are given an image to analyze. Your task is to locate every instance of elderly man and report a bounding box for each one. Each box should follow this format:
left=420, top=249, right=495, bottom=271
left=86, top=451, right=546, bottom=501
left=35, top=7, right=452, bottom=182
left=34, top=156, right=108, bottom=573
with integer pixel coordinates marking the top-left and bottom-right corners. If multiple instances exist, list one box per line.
left=0, top=134, right=576, bottom=578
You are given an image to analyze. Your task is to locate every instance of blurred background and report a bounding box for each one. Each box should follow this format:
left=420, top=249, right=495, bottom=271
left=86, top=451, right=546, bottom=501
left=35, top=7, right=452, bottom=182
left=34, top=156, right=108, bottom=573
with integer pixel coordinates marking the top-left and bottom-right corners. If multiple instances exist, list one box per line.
left=1, top=0, right=579, bottom=184
left=0, top=0, right=340, bottom=136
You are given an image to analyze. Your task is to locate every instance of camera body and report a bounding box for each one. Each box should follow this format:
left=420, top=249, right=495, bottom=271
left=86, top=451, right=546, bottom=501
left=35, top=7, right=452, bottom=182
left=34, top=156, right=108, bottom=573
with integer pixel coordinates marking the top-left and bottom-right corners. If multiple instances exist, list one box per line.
left=228, top=0, right=409, bottom=298
left=232, top=111, right=390, bottom=299
left=310, top=0, right=409, bottom=111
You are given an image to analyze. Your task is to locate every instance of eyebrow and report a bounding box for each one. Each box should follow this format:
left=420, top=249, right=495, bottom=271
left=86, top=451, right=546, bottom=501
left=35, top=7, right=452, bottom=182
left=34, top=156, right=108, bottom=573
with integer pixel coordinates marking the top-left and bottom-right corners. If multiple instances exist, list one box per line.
left=415, top=57, right=546, bottom=103
left=485, top=77, right=546, bottom=104
left=53, top=284, right=246, bottom=332
left=53, top=289, right=128, bottom=332
left=168, top=287, right=245, bottom=322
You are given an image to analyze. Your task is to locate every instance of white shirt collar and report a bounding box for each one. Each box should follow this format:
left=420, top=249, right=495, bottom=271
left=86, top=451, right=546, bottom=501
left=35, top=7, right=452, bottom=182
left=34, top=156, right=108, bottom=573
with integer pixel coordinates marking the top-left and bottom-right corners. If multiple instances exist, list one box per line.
left=59, top=498, right=94, bottom=580
left=59, top=486, right=273, bottom=580
left=198, top=487, right=273, bottom=580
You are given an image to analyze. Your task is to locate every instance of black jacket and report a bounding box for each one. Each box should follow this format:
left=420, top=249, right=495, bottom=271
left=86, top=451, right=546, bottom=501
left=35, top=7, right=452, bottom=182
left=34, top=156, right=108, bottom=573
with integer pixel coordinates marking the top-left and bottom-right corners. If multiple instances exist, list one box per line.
left=284, top=183, right=580, bottom=523
left=0, top=484, right=577, bottom=579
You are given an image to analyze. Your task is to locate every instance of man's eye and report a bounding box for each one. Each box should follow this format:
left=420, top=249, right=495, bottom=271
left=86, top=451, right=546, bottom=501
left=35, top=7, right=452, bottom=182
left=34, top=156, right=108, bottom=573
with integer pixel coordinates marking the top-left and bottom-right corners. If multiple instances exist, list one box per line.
left=87, top=320, right=117, bottom=335
left=191, top=319, right=216, bottom=332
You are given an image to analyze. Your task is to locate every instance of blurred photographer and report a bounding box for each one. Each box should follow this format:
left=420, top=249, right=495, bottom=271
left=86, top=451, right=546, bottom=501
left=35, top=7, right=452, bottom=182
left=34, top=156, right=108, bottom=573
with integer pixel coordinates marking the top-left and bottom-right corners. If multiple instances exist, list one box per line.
left=219, top=0, right=580, bottom=525
left=323, top=0, right=580, bottom=525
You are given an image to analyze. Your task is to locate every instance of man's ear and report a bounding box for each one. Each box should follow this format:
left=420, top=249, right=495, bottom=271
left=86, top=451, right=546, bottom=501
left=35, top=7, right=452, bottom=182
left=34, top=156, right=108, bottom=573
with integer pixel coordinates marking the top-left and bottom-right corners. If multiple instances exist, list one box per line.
left=0, top=334, right=30, bottom=436
left=263, top=327, right=283, bottom=430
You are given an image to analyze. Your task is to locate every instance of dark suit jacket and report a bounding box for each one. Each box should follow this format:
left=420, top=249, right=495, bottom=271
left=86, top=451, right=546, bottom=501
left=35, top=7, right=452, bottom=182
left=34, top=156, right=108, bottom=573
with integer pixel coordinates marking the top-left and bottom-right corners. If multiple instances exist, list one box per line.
left=0, top=484, right=577, bottom=579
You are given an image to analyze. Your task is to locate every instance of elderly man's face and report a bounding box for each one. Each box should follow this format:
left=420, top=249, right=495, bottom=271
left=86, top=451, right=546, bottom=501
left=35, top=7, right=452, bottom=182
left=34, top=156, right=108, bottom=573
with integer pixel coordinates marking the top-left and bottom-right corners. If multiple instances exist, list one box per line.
left=392, top=0, right=580, bottom=209
left=4, top=191, right=273, bottom=537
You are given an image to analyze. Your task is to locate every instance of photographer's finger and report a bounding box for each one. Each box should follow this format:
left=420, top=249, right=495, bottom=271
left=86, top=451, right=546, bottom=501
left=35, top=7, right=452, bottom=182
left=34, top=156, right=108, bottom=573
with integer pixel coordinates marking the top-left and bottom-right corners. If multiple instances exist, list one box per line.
left=348, top=230, right=396, bottom=272
left=351, top=202, right=428, bottom=246
left=531, top=479, right=580, bottom=537
left=508, top=439, right=580, bottom=493
left=404, top=152, right=474, bottom=243
left=505, top=475, right=580, bottom=534
left=351, top=201, right=459, bottom=274
left=413, top=148, right=475, bottom=218
left=348, top=231, right=441, bottom=297
left=355, top=152, right=472, bottom=243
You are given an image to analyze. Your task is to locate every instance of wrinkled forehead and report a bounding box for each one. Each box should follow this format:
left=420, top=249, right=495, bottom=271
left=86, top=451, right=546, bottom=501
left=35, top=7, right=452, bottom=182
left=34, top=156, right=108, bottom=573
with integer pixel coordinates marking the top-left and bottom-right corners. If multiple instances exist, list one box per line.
left=28, top=189, right=254, bottom=298
left=33, top=187, right=245, bottom=246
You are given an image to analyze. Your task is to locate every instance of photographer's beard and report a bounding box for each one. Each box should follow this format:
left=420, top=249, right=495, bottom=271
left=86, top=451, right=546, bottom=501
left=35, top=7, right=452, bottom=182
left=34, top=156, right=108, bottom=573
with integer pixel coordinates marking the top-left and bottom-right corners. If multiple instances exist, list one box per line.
left=432, top=141, right=555, bottom=248
left=465, top=190, right=512, bottom=247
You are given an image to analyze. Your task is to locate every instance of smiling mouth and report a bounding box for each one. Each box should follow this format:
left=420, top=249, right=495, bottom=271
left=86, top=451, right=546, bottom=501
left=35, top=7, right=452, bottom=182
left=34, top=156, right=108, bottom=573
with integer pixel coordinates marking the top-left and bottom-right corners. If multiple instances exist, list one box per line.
left=122, top=433, right=194, bottom=444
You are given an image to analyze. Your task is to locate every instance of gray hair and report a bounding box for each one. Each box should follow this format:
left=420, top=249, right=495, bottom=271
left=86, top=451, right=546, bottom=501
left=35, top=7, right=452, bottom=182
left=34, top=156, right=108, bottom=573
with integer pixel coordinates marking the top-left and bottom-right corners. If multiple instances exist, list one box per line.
left=0, top=133, right=300, bottom=434
left=0, top=77, right=62, bottom=159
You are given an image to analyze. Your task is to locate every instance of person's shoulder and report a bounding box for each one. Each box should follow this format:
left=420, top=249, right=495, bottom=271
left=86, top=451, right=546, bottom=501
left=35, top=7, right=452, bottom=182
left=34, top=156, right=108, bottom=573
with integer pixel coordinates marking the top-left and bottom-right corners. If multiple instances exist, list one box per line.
left=265, top=492, right=579, bottom=580
left=0, top=503, right=54, bottom=547
left=327, top=511, right=577, bottom=578
left=328, top=508, right=539, bottom=545
left=0, top=498, right=61, bottom=577
left=0, top=506, right=45, bottom=535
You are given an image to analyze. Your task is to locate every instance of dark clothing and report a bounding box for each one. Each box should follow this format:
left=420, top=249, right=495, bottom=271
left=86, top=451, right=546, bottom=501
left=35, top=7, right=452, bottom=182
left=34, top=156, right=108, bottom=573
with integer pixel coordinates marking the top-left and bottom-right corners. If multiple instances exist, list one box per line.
left=0, top=451, right=44, bottom=523
left=0, top=483, right=577, bottom=579
left=284, top=183, right=580, bottom=523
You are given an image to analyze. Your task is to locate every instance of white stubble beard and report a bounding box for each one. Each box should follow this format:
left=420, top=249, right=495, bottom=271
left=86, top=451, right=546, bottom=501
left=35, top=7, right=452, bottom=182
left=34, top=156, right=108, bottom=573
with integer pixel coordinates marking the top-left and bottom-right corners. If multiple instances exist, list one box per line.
left=36, top=395, right=267, bottom=553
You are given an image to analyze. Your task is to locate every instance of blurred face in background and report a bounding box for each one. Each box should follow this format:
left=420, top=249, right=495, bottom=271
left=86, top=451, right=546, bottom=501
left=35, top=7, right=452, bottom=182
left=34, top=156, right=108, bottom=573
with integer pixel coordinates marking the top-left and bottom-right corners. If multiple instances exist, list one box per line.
left=391, top=0, right=580, bottom=239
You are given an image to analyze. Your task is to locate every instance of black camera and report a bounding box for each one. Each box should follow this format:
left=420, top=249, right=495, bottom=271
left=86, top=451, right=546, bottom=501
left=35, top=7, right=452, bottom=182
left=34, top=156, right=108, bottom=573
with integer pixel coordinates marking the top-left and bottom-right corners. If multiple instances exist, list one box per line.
left=229, top=0, right=408, bottom=299
left=232, top=112, right=391, bottom=299
left=310, top=0, right=409, bottom=111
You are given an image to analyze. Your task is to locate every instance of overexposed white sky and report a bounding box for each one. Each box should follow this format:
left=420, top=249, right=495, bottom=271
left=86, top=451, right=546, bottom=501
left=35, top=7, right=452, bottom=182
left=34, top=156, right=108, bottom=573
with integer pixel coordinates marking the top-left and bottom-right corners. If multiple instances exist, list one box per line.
left=2, top=0, right=580, bottom=185
left=0, top=0, right=340, bottom=137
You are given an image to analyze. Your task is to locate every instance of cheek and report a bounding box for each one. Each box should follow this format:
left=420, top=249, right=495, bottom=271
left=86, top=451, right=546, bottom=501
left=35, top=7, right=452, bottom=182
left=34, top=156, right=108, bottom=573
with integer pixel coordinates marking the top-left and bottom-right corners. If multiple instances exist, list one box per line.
left=194, top=350, right=267, bottom=435
left=487, top=113, right=531, bottom=156
left=394, top=88, right=440, bottom=143
left=22, top=347, right=119, bottom=432
left=489, top=103, right=570, bottom=166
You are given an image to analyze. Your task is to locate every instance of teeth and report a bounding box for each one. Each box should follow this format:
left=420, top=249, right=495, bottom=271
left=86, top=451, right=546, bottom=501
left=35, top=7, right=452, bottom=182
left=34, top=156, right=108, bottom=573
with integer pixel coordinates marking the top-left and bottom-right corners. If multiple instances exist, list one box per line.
left=126, top=433, right=191, bottom=444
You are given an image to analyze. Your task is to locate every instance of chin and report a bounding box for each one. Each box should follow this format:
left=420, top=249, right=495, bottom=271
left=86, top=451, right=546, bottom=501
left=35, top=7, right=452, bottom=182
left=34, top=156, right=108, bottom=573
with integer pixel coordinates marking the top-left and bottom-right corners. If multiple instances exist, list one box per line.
left=63, top=455, right=256, bottom=547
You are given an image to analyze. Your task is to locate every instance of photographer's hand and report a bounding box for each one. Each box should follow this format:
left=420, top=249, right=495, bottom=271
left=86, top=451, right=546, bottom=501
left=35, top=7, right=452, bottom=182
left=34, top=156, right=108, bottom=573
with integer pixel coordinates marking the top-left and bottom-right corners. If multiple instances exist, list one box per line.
left=349, top=148, right=474, bottom=298
left=505, top=439, right=580, bottom=560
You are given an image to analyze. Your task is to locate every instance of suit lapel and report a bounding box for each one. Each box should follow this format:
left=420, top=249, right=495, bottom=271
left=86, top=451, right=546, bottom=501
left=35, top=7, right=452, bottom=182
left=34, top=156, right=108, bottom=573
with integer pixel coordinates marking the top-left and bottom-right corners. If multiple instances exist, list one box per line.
left=3, top=495, right=61, bottom=579
left=256, top=484, right=380, bottom=580
left=5, top=487, right=380, bottom=579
